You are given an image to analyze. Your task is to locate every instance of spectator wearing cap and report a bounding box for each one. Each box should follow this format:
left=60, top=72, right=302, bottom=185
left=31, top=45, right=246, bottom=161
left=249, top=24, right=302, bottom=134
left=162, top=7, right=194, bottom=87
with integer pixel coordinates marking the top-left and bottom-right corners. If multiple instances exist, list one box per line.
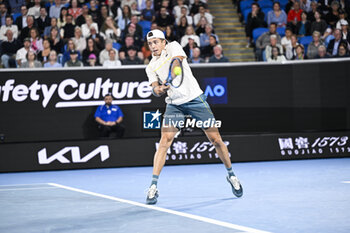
left=188, top=47, right=205, bottom=63
left=122, top=46, right=143, bottom=64
left=99, top=39, right=119, bottom=65
left=119, top=34, right=144, bottom=60
left=209, top=44, right=229, bottom=63
left=103, top=49, right=122, bottom=67
left=327, top=29, right=347, bottom=56
left=62, top=39, right=82, bottom=64
left=64, top=50, right=83, bottom=67
left=0, top=15, right=18, bottom=41
left=16, top=37, right=33, bottom=67
left=21, top=50, right=42, bottom=68
left=87, top=25, right=105, bottom=51
left=44, top=50, right=62, bottom=67
left=87, top=53, right=98, bottom=66
left=1, top=29, right=20, bottom=68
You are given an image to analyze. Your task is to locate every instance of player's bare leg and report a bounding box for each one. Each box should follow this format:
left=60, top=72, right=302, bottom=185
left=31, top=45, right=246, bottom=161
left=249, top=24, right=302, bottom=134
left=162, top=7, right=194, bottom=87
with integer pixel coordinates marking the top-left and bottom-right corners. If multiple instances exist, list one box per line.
left=146, top=126, right=178, bottom=204
left=204, top=127, right=243, bottom=198
left=153, top=126, right=178, bottom=175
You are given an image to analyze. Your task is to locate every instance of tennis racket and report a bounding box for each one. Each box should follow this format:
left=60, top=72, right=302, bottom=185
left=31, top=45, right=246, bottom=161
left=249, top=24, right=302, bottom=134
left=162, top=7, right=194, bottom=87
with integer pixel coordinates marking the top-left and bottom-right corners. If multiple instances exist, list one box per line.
left=164, top=57, right=184, bottom=88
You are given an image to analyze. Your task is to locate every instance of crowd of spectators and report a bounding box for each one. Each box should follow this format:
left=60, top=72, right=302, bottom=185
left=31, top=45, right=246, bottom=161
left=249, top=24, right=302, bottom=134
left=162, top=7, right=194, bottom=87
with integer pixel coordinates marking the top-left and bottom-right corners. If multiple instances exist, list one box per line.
left=0, top=0, right=228, bottom=68
left=241, top=0, right=350, bottom=62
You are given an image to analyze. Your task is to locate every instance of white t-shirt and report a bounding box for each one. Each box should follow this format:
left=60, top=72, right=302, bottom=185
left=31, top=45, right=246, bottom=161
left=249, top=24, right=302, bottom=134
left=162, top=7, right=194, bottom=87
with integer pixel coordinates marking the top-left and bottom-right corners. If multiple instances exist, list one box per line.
left=146, top=41, right=203, bottom=105
left=103, top=59, right=122, bottom=67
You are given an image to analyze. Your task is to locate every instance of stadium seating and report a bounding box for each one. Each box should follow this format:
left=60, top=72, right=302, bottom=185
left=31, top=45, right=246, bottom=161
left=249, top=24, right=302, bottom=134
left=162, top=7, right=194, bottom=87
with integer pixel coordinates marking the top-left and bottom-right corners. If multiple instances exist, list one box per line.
left=252, top=27, right=269, bottom=42
left=240, top=0, right=254, bottom=12
left=139, top=20, right=152, bottom=38
left=298, top=36, right=313, bottom=52
left=277, top=27, right=286, bottom=37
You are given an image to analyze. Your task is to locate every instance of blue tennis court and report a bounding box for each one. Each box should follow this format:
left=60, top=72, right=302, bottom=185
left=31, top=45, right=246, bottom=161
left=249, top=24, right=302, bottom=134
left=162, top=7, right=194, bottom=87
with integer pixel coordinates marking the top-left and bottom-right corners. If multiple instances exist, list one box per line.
left=1, top=158, right=350, bottom=233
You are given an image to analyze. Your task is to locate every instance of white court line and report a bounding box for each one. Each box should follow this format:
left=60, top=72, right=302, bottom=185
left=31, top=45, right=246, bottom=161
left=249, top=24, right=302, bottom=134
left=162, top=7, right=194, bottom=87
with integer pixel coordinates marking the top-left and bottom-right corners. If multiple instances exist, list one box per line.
left=49, top=183, right=272, bottom=233
left=0, top=183, right=50, bottom=187
left=341, top=181, right=350, bottom=184
left=0, top=187, right=59, bottom=192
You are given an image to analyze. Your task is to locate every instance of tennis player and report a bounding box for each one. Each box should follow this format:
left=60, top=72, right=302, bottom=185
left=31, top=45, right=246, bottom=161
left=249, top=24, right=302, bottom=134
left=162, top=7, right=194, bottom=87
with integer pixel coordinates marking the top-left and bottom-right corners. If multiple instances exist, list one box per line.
left=145, top=29, right=243, bottom=204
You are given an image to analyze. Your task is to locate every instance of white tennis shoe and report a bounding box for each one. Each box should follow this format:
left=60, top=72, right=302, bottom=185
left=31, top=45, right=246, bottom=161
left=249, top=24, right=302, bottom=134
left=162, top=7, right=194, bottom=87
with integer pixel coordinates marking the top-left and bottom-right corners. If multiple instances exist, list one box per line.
left=146, top=184, right=159, bottom=205
left=226, top=175, right=243, bottom=198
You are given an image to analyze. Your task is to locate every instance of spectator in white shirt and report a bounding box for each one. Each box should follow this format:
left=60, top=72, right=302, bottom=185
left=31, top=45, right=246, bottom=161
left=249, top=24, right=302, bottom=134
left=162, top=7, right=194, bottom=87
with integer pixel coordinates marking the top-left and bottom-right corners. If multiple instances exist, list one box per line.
left=81, top=15, right=99, bottom=38
left=28, top=0, right=42, bottom=19
left=16, top=38, right=33, bottom=67
left=193, top=5, right=213, bottom=26
left=103, top=49, right=122, bottom=67
left=99, top=39, right=119, bottom=65
left=0, top=16, right=18, bottom=41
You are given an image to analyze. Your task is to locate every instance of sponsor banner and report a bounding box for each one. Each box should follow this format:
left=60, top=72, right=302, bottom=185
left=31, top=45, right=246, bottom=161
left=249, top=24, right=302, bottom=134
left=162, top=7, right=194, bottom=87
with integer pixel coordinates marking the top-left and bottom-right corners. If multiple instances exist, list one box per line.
left=0, top=131, right=349, bottom=172
left=1, top=61, right=350, bottom=143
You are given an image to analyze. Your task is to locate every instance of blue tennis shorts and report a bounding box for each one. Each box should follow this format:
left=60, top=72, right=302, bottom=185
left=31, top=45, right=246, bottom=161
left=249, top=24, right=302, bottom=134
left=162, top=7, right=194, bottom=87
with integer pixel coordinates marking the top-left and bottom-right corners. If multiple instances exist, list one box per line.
left=163, top=94, right=215, bottom=129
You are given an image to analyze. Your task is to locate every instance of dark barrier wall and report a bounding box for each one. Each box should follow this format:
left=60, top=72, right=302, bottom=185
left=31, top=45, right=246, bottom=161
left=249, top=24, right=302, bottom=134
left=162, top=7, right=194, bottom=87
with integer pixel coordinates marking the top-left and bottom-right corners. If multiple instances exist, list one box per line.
left=0, top=59, right=350, bottom=143
left=1, top=131, right=349, bottom=172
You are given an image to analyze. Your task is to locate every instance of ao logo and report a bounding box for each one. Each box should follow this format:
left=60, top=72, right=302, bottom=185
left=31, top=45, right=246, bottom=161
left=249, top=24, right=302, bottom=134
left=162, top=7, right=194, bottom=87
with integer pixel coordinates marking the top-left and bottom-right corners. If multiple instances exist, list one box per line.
left=204, top=84, right=225, bottom=97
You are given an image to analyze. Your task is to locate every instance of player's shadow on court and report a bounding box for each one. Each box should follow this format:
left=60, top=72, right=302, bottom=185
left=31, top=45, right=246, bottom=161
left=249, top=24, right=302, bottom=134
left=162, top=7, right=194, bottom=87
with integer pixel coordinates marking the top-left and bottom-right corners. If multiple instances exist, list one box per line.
left=170, top=197, right=236, bottom=211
